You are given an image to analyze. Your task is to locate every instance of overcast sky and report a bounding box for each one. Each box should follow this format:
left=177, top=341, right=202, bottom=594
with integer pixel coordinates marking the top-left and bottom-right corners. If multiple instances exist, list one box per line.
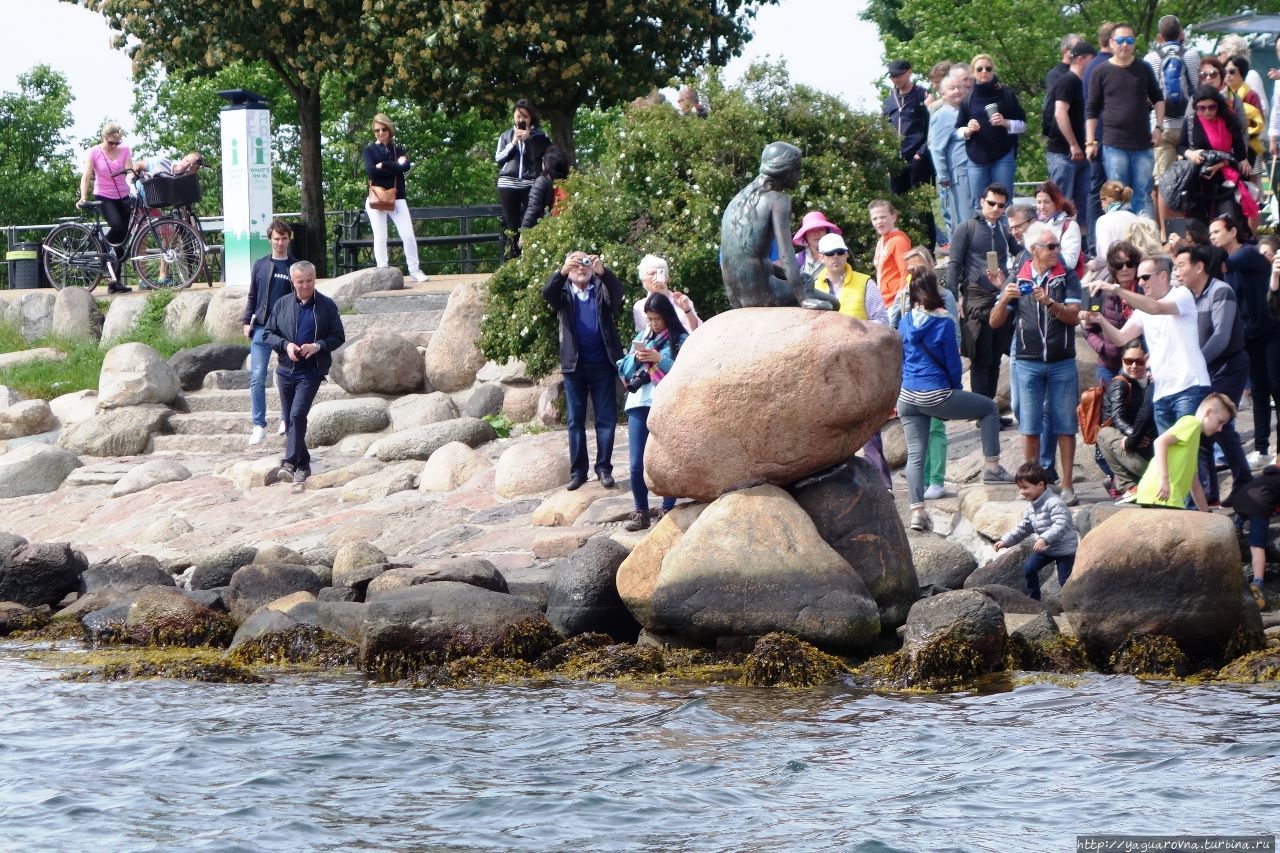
left=4, top=0, right=886, bottom=155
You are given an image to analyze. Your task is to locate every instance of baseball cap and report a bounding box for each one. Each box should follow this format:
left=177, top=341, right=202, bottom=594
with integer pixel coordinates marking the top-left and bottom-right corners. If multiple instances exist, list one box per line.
left=818, top=233, right=849, bottom=254
left=886, top=59, right=912, bottom=77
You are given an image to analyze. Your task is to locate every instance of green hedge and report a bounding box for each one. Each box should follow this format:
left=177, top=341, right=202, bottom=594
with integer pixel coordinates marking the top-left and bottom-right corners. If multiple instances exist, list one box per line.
left=478, top=63, right=933, bottom=378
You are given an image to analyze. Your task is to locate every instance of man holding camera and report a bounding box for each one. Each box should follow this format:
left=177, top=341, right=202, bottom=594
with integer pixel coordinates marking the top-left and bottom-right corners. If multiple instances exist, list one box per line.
left=542, top=251, right=625, bottom=490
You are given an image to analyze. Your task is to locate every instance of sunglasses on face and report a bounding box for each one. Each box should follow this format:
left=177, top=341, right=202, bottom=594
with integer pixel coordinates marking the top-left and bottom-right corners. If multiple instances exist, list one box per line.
left=1137, top=272, right=1155, bottom=282
left=974, top=65, right=994, bottom=72
left=1113, top=36, right=1136, bottom=45
left=1035, top=242, right=1061, bottom=251
left=1123, top=357, right=1147, bottom=366
left=1226, top=67, right=1241, bottom=76
left=822, top=249, right=848, bottom=257
left=1111, top=259, right=1138, bottom=269
left=983, top=198, right=1007, bottom=208
left=1200, top=70, right=1221, bottom=79
left=1196, top=104, right=1218, bottom=113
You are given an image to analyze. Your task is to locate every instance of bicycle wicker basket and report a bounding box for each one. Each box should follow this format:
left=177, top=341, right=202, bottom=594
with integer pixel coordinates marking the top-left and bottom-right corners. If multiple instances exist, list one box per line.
left=140, top=173, right=202, bottom=207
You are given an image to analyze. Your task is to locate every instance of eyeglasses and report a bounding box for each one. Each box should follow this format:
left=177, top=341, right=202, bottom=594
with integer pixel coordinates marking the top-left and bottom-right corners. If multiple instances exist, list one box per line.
left=974, top=65, right=994, bottom=72
left=1123, top=357, right=1147, bottom=366
left=1137, top=272, right=1156, bottom=282
left=1195, top=104, right=1218, bottom=113
left=983, top=198, right=1007, bottom=208
left=1200, top=70, right=1221, bottom=79
left=1111, top=259, right=1138, bottom=269
left=1113, top=36, right=1136, bottom=45
left=822, top=249, right=848, bottom=257
left=1034, top=242, right=1061, bottom=251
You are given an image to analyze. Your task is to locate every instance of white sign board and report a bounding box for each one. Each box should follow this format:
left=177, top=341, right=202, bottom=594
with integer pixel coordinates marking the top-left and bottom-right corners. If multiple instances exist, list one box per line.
left=219, top=102, right=272, bottom=288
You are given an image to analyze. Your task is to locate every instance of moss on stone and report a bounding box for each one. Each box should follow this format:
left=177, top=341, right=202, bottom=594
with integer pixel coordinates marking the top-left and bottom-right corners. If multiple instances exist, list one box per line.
left=366, top=618, right=562, bottom=682
left=1109, top=635, right=1189, bottom=678
left=227, top=626, right=358, bottom=668
left=493, top=617, right=563, bottom=662
left=1216, top=649, right=1280, bottom=683
left=128, top=611, right=237, bottom=649
left=48, top=647, right=265, bottom=684
left=11, top=620, right=86, bottom=643
left=1222, top=624, right=1267, bottom=664
left=406, top=656, right=542, bottom=688
left=534, top=633, right=614, bottom=670
left=1007, top=634, right=1089, bottom=674
left=739, top=632, right=847, bottom=687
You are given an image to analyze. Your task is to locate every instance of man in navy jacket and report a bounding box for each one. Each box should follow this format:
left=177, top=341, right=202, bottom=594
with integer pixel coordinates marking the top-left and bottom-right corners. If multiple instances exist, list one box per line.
left=262, top=260, right=345, bottom=490
left=242, top=219, right=298, bottom=446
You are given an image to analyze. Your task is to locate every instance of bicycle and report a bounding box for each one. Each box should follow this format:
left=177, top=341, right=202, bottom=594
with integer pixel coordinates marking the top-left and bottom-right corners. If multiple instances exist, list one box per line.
left=42, top=169, right=206, bottom=292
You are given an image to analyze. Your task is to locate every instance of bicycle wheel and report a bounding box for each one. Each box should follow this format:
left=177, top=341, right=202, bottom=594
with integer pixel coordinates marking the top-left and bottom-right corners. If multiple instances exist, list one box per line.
left=128, top=217, right=204, bottom=289
left=42, top=223, right=105, bottom=291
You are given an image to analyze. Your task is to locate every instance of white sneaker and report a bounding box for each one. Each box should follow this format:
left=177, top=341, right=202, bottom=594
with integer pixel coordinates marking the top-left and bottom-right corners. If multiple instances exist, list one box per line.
left=247, top=425, right=266, bottom=446
left=411, top=271, right=429, bottom=282
left=923, top=484, right=946, bottom=500
left=277, top=420, right=287, bottom=435
left=1246, top=450, right=1268, bottom=469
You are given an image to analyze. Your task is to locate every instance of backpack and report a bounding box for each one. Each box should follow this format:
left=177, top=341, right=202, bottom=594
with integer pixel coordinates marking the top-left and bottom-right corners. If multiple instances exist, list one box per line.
left=1157, top=43, right=1192, bottom=113
left=1158, top=157, right=1197, bottom=209
left=1077, top=384, right=1107, bottom=445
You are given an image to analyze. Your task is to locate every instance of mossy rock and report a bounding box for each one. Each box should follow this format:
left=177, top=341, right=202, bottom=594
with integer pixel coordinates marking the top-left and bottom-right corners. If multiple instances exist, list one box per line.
left=55, top=647, right=264, bottom=683
left=405, top=656, right=541, bottom=688
left=739, top=632, right=847, bottom=687
left=11, top=619, right=86, bottom=643
left=534, top=633, right=613, bottom=670
left=554, top=642, right=665, bottom=681
left=227, top=625, right=358, bottom=668
left=125, top=587, right=236, bottom=648
left=1216, top=649, right=1280, bottom=683
left=1108, top=635, right=1189, bottom=678
left=1007, top=634, right=1089, bottom=674
left=365, top=616, right=562, bottom=682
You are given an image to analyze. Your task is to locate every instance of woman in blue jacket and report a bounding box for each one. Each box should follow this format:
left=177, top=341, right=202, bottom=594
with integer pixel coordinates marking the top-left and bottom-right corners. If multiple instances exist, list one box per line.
left=617, top=292, right=687, bottom=531
left=897, top=268, right=1013, bottom=530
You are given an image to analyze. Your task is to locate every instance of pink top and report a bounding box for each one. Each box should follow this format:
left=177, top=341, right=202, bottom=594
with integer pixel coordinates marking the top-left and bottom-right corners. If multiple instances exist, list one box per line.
left=90, top=145, right=131, bottom=199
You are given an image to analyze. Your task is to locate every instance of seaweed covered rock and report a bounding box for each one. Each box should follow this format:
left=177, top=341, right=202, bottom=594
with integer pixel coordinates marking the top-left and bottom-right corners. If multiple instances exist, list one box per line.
left=1217, top=649, right=1280, bottom=683
left=740, top=632, right=847, bottom=687
left=642, top=485, right=881, bottom=654
left=0, top=542, right=88, bottom=608
left=125, top=586, right=235, bottom=647
left=82, top=599, right=133, bottom=645
left=365, top=559, right=508, bottom=601
left=0, top=601, right=49, bottom=636
left=900, top=589, right=1008, bottom=684
left=230, top=599, right=366, bottom=652
left=1108, top=635, right=1189, bottom=678
left=360, top=582, right=561, bottom=679
left=226, top=564, right=324, bottom=624
left=1065, top=510, right=1253, bottom=665
left=546, top=537, right=640, bottom=642
left=535, top=633, right=666, bottom=680
left=228, top=623, right=358, bottom=667
left=788, top=459, right=918, bottom=629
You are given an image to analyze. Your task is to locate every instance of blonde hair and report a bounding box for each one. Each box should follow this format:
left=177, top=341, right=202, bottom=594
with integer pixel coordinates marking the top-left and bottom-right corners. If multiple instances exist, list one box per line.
left=372, top=113, right=395, bottom=135
left=1200, top=391, right=1237, bottom=420
left=1100, top=181, right=1134, bottom=205
left=903, top=246, right=936, bottom=272
left=971, top=53, right=995, bottom=72
left=1124, top=218, right=1163, bottom=257
left=101, top=121, right=124, bottom=138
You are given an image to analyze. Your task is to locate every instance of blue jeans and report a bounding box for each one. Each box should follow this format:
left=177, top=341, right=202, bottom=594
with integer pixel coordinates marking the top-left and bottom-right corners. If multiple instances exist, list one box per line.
left=249, top=325, right=273, bottom=428
left=938, top=167, right=972, bottom=243
left=1046, top=151, right=1090, bottom=236
left=1101, top=145, right=1154, bottom=218
left=966, top=149, right=1017, bottom=212
left=1014, top=359, right=1079, bottom=435
left=627, top=407, right=675, bottom=513
left=1153, top=384, right=1210, bottom=435
left=276, top=367, right=321, bottom=472
left=564, top=361, right=617, bottom=479
left=898, top=390, right=1001, bottom=504
left=1023, top=550, right=1075, bottom=600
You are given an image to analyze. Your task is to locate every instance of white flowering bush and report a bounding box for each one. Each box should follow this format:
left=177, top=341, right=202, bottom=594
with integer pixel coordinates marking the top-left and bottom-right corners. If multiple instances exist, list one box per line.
left=479, top=63, right=931, bottom=377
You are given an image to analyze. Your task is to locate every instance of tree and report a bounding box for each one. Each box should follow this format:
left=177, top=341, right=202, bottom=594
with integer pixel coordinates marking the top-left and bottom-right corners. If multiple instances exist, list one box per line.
left=81, top=0, right=374, bottom=275
left=378, top=0, right=778, bottom=164
left=479, top=64, right=931, bottom=377
left=0, top=66, right=78, bottom=231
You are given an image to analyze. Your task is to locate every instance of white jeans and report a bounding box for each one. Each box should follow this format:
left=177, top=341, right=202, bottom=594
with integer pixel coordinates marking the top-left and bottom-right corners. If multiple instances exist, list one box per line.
left=365, top=198, right=422, bottom=275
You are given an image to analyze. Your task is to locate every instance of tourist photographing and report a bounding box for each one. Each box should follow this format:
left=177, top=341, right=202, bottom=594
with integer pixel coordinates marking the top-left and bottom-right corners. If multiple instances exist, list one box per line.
left=262, top=261, right=346, bottom=492
left=542, top=251, right=625, bottom=491
left=243, top=218, right=299, bottom=447
left=632, top=254, right=699, bottom=336
left=495, top=99, right=550, bottom=259
left=618, top=292, right=687, bottom=531
left=949, top=183, right=1016, bottom=400
left=363, top=113, right=429, bottom=283
left=993, top=462, right=1079, bottom=601
left=78, top=121, right=134, bottom=294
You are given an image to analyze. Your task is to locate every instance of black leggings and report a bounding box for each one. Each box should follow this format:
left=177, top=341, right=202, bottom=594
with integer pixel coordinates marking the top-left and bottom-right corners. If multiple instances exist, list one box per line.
left=1247, top=336, right=1280, bottom=454
left=498, top=185, right=532, bottom=258
left=96, top=194, right=132, bottom=266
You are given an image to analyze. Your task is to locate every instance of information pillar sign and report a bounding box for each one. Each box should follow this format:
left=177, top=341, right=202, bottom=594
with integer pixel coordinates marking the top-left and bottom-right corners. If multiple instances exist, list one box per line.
left=217, top=90, right=273, bottom=288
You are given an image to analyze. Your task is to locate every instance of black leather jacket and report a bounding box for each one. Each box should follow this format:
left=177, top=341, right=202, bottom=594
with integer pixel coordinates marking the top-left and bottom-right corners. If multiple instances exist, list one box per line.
left=495, top=127, right=550, bottom=184
left=263, top=291, right=346, bottom=377
left=1102, top=373, right=1156, bottom=454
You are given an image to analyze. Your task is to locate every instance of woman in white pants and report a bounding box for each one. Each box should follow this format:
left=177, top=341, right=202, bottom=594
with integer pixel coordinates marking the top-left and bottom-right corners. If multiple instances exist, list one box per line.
left=363, top=113, right=428, bottom=282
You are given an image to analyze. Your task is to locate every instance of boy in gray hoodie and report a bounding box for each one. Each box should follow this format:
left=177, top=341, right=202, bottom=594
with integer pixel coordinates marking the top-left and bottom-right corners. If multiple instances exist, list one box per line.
left=993, top=462, right=1080, bottom=599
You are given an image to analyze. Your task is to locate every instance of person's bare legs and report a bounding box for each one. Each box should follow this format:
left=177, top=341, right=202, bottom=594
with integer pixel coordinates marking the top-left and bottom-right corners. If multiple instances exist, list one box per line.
left=1058, top=434, right=1075, bottom=492
left=1023, top=435, right=1039, bottom=465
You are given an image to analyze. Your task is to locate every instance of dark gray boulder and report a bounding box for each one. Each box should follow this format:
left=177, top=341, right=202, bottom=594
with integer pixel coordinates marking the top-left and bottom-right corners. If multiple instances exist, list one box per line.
left=908, top=533, right=978, bottom=593
left=189, top=544, right=258, bottom=591
left=546, top=538, right=638, bottom=642
left=365, top=558, right=508, bottom=602
left=83, top=599, right=134, bottom=644
left=0, top=542, right=89, bottom=608
left=464, top=383, right=505, bottom=418
left=169, top=343, right=251, bottom=392
left=318, top=586, right=360, bottom=603
left=900, top=589, right=1008, bottom=681
left=79, top=554, right=173, bottom=595
left=225, top=563, right=324, bottom=624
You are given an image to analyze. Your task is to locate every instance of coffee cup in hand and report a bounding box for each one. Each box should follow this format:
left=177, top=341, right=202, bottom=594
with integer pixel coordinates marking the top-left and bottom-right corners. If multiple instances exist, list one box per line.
left=984, top=103, right=999, bottom=120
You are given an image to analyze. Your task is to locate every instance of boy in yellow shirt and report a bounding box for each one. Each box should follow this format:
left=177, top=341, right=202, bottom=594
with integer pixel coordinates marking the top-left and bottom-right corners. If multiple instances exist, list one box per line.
left=1135, top=393, right=1235, bottom=510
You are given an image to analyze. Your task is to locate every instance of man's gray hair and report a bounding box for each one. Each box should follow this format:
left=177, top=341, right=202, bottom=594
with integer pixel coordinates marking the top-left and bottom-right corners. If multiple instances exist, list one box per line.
left=1145, top=254, right=1174, bottom=277
left=1059, top=33, right=1082, bottom=52
left=290, top=260, right=317, bottom=279
left=1023, top=221, right=1057, bottom=248
left=1006, top=203, right=1036, bottom=225
left=637, top=254, right=668, bottom=278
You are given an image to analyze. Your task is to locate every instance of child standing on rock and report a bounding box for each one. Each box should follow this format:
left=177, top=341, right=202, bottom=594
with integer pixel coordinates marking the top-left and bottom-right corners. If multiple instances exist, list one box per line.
left=993, top=463, right=1079, bottom=600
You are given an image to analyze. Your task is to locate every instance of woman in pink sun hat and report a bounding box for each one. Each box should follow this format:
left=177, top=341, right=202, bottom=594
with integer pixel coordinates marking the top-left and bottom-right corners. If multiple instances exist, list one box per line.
left=792, top=210, right=843, bottom=281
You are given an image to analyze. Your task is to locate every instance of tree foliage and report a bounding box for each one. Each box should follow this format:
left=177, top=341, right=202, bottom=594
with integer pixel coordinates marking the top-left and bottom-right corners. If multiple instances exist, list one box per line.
left=0, top=66, right=79, bottom=231
left=479, top=64, right=932, bottom=378
left=378, top=0, right=778, bottom=162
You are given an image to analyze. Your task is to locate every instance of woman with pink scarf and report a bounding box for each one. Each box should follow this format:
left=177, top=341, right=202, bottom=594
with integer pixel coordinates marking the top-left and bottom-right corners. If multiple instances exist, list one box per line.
left=1180, top=84, right=1258, bottom=225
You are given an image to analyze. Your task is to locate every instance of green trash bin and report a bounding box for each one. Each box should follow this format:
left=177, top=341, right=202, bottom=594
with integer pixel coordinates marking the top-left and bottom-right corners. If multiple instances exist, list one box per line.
left=6, top=243, right=41, bottom=289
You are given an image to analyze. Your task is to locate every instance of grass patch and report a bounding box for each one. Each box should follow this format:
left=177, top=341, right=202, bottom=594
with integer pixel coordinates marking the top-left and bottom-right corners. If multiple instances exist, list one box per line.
left=0, top=292, right=212, bottom=399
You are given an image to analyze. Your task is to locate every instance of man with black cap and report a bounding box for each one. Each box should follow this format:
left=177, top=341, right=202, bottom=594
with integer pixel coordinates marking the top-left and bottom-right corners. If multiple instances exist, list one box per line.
left=1045, top=41, right=1097, bottom=237
left=883, top=59, right=935, bottom=241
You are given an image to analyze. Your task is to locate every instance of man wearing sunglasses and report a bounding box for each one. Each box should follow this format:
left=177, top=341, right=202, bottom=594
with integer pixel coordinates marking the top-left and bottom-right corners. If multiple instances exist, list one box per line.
left=1085, top=23, right=1166, bottom=219
left=948, top=184, right=1016, bottom=401
left=990, top=221, right=1084, bottom=504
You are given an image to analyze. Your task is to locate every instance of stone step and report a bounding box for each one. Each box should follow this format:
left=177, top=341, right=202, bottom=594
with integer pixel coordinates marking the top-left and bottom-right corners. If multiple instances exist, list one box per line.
left=152, top=433, right=285, bottom=454
left=180, top=383, right=356, bottom=413
left=169, top=411, right=285, bottom=435
left=354, top=291, right=450, bottom=314
left=342, top=311, right=443, bottom=337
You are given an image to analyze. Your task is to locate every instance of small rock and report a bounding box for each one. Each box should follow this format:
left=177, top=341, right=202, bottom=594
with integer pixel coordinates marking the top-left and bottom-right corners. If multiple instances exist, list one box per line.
left=189, top=544, right=258, bottom=591
left=900, top=589, right=1008, bottom=683
left=387, top=392, right=460, bottom=432
left=140, top=516, right=193, bottom=545
left=169, top=343, right=251, bottom=392
left=226, top=564, right=324, bottom=624
left=110, top=459, right=192, bottom=497
left=494, top=435, right=570, bottom=498
left=332, top=330, right=424, bottom=394
left=464, top=383, right=505, bottom=418
left=57, top=406, right=170, bottom=457
left=0, top=542, right=89, bottom=608
left=306, top=458, right=384, bottom=490
left=79, top=554, right=173, bottom=594
left=0, top=445, right=82, bottom=499
left=367, top=417, right=496, bottom=463
left=419, top=441, right=492, bottom=492
left=339, top=463, right=419, bottom=502
left=531, top=482, right=611, bottom=526
left=0, top=400, right=55, bottom=440
left=253, top=544, right=306, bottom=566
left=126, top=585, right=233, bottom=646
left=365, top=559, right=508, bottom=601
left=307, top=398, right=391, bottom=447
left=531, top=527, right=595, bottom=559
left=97, top=342, right=181, bottom=409
left=546, top=538, right=639, bottom=642
left=423, top=282, right=487, bottom=392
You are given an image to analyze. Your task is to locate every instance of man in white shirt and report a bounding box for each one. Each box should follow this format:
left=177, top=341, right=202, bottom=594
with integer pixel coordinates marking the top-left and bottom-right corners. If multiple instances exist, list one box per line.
left=1083, top=254, right=1211, bottom=433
